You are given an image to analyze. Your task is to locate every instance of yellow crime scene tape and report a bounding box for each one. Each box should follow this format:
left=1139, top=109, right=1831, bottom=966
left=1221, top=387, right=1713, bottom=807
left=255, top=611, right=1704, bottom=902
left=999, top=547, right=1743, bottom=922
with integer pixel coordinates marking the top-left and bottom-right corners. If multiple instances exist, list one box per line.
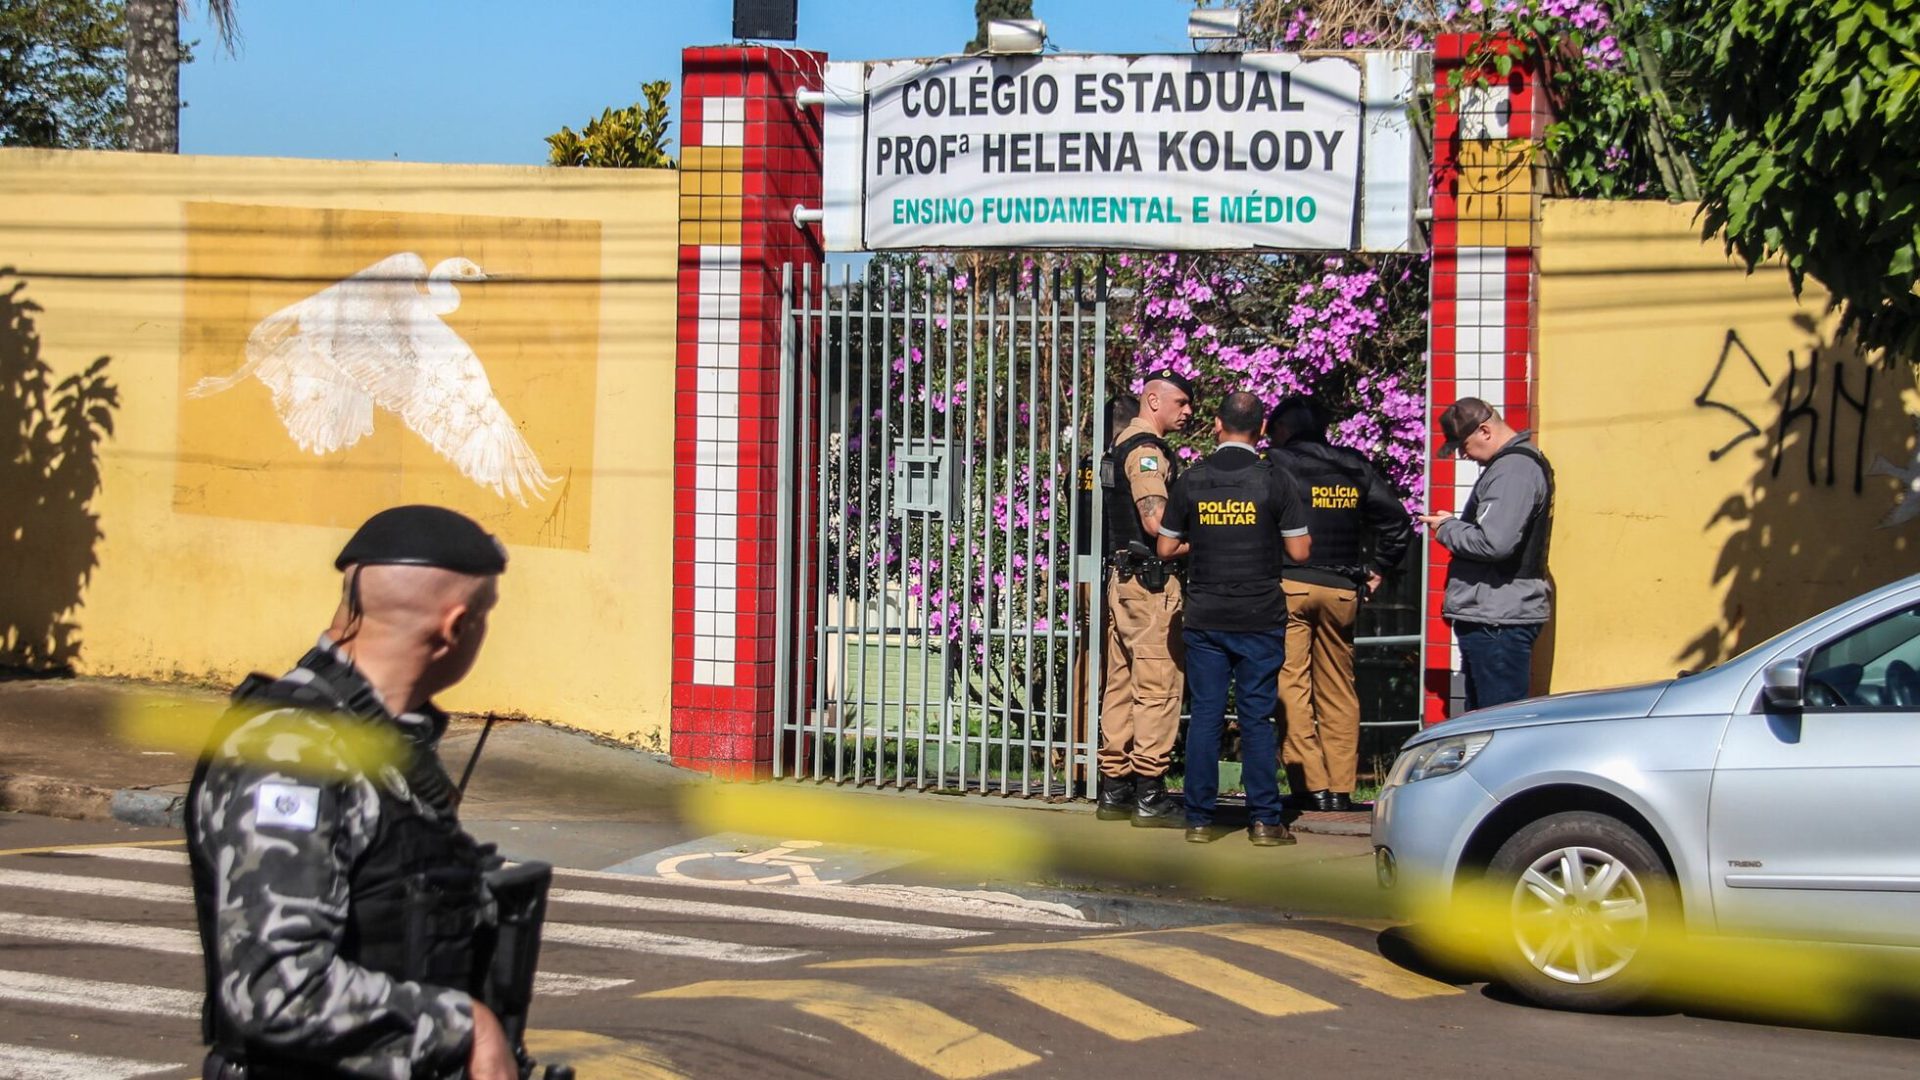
left=682, top=783, right=1920, bottom=1026
left=99, top=692, right=1920, bottom=1029
left=681, top=781, right=1390, bottom=919
left=113, top=692, right=411, bottom=780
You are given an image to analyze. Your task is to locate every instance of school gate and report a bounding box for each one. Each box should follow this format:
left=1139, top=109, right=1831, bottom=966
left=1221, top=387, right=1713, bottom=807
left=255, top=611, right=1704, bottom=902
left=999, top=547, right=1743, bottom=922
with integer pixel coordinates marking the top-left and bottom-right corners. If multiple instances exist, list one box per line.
left=667, top=42, right=1543, bottom=790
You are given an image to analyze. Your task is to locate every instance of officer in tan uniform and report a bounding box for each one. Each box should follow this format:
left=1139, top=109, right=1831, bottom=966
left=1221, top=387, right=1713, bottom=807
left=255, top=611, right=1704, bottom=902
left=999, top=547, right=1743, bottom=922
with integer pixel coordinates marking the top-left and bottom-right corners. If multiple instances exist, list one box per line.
left=1096, top=370, right=1194, bottom=827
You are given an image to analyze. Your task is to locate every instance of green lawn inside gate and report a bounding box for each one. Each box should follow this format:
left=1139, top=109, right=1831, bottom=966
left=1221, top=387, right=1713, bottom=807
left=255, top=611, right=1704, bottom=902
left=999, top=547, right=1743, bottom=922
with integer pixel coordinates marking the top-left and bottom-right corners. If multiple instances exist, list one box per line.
left=813, top=635, right=1090, bottom=794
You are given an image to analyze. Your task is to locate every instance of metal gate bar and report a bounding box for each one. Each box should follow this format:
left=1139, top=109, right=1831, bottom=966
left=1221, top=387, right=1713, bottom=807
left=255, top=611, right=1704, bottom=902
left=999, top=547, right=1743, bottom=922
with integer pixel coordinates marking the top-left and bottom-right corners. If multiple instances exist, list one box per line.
left=775, top=261, right=1107, bottom=797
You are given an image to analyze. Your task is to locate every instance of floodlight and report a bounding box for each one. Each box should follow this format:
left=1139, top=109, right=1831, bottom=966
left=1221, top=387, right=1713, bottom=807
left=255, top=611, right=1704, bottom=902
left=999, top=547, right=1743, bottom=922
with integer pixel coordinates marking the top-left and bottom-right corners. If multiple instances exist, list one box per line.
left=985, top=18, right=1047, bottom=55
left=1188, top=8, right=1246, bottom=40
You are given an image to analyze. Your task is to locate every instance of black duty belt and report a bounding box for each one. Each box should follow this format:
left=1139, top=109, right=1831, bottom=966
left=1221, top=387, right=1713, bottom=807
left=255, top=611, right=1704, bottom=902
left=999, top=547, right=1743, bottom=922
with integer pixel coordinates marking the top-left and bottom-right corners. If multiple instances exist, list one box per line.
left=1107, top=551, right=1184, bottom=590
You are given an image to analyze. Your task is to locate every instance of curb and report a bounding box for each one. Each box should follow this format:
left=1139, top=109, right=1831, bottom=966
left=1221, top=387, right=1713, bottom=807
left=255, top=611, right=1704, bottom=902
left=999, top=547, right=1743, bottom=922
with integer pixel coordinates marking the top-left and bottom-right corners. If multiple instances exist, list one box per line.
left=1290, top=815, right=1372, bottom=838
left=0, top=773, right=116, bottom=822
left=0, top=774, right=186, bottom=829
left=111, top=787, right=187, bottom=830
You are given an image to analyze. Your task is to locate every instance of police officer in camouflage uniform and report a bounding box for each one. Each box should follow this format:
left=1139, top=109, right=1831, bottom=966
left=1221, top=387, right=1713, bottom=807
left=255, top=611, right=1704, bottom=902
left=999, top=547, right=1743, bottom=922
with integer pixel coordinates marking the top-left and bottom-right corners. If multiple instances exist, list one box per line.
left=187, top=505, right=519, bottom=1080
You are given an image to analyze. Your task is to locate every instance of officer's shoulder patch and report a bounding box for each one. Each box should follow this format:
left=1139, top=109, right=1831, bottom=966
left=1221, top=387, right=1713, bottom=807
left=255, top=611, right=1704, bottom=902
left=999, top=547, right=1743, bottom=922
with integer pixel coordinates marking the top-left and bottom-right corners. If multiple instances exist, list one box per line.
left=254, top=781, right=321, bottom=831
left=1138, top=455, right=1159, bottom=472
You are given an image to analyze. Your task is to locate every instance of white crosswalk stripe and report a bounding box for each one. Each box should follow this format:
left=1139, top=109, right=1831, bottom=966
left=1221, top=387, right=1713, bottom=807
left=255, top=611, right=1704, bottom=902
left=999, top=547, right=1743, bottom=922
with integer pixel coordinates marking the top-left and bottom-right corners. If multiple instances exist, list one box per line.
left=540, top=921, right=812, bottom=963
left=0, top=969, right=198, bottom=1017
left=0, top=1043, right=185, bottom=1080
left=0, top=911, right=197, bottom=953
left=70, top=849, right=1101, bottom=932
left=52, top=849, right=1014, bottom=945
left=0, top=867, right=190, bottom=903
left=555, top=864, right=1104, bottom=930
left=0, top=911, right=629, bottom=995
left=57, top=846, right=189, bottom=867
left=548, top=886, right=986, bottom=941
left=0, top=866, right=856, bottom=964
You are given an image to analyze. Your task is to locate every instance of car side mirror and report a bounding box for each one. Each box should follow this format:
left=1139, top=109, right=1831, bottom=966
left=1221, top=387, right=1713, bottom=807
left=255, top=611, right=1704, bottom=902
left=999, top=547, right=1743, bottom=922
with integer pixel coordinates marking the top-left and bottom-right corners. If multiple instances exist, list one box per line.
left=1761, top=658, right=1805, bottom=711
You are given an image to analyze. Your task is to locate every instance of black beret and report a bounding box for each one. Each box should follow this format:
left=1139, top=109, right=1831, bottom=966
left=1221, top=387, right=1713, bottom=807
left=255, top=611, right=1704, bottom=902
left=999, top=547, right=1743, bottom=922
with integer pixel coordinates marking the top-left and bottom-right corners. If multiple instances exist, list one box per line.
left=335, top=505, right=507, bottom=575
left=1142, top=368, right=1197, bottom=401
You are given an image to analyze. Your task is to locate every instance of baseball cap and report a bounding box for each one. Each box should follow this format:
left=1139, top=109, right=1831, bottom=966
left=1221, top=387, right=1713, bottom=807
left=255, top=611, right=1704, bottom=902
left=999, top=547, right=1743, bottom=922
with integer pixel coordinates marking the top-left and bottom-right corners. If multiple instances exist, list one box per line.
left=335, top=505, right=508, bottom=575
left=1268, top=394, right=1324, bottom=438
left=1437, top=397, right=1496, bottom=457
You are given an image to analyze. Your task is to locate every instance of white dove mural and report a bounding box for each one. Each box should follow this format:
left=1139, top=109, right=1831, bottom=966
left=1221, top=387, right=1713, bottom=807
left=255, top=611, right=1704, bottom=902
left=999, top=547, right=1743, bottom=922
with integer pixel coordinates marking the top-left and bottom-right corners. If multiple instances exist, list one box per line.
left=189, top=252, right=556, bottom=505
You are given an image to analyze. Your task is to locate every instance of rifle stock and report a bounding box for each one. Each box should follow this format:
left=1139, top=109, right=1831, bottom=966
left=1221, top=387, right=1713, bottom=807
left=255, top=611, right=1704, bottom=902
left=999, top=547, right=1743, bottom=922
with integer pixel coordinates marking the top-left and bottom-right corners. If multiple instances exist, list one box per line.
left=477, top=861, right=573, bottom=1079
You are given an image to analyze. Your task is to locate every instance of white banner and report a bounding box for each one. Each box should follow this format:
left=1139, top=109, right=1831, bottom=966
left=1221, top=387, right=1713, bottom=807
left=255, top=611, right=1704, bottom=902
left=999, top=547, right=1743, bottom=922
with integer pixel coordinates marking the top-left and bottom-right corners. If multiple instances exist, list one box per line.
left=855, top=53, right=1373, bottom=251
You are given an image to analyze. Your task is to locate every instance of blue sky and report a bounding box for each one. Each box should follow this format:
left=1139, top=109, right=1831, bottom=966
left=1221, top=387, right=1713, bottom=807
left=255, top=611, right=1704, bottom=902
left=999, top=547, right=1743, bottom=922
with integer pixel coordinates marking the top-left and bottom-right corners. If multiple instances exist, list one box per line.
left=179, top=1, right=1202, bottom=165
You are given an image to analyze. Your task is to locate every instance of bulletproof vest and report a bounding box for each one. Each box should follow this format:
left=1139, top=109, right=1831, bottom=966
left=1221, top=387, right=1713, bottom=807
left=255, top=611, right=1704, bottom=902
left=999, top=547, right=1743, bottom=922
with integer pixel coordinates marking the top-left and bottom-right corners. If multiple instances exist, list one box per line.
left=1182, top=455, right=1282, bottom=587
left=186, top=660, right=488, bottom=1064
left=1100, top=430, right=1176, bottom=554
left=1476, top=440, right=1556, bottom=579
left=1270, top=440, right=1372, bottom=571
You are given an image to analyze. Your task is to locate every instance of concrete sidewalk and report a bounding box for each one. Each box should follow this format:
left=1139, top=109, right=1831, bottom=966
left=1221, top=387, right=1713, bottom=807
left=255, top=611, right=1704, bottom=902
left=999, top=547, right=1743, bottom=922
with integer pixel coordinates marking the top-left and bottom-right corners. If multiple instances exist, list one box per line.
left=0, top=673, right=1382, bottom=924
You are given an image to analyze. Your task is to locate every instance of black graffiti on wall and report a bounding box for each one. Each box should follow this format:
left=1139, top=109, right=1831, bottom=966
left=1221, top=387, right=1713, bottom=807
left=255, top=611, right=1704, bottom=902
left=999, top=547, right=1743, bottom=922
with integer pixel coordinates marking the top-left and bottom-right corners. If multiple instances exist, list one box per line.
left=1694, top=329, right=1876, bottom=493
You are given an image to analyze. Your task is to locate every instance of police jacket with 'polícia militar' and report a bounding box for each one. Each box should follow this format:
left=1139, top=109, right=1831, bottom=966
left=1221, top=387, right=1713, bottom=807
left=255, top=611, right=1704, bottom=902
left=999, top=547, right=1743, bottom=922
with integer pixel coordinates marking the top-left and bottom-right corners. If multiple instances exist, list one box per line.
left=1268, top=436, right=1413, bottom=591
left=186, top=642, right=487, bottom=1078
left=1161, top=445, right=1310, bottom=631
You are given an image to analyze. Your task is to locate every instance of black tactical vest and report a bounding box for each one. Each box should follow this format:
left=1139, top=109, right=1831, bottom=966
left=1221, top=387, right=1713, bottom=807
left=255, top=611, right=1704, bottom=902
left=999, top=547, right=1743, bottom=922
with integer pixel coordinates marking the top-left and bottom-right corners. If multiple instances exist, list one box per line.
left=186, top=660, right=488, bottom=1069
left=1183, top=456, right=1283, bottom=587
left=1476, top=439, right=1556, bottom=579
left=1271, top=440, right=1372, bottom=573
left=1101, top=430, right=1176, bottom=554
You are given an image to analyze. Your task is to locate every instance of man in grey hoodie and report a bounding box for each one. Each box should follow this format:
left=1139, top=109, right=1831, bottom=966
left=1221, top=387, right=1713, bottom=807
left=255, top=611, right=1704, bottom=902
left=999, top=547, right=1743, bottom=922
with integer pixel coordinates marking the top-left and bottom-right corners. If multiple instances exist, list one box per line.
left=1417, top=398, right=1555, bottom=711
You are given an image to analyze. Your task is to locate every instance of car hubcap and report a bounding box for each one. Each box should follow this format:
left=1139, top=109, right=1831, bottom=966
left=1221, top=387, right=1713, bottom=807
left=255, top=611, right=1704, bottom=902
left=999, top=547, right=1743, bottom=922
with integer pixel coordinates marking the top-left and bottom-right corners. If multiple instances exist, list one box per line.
left=1509, top=845, right=1649, bottom=985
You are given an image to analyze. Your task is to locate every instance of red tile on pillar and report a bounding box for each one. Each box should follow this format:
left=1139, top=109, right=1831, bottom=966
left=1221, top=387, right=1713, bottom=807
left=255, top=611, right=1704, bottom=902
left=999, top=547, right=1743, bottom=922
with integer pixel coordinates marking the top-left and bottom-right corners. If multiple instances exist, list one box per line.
left=1426, top=30, right=1542, bottom=723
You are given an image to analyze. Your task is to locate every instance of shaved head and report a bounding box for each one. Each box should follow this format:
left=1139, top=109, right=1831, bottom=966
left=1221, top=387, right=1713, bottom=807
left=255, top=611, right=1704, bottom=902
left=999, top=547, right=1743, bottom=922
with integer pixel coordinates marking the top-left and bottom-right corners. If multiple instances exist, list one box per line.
left=330, top=564, right=499, bottom=712
left=336, top=565, right=492, bottom=632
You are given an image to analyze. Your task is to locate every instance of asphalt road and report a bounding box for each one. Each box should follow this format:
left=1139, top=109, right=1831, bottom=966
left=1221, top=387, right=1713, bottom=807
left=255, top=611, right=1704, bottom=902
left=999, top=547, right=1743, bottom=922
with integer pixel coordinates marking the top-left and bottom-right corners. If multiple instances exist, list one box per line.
left=0, top=812, right=1914, bottom=1079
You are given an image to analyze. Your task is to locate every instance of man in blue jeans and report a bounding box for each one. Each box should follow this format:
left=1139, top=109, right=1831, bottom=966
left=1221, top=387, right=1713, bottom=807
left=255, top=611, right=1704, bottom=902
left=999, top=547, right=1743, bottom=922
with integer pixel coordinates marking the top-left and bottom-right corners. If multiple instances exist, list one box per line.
left=1418, top=397, right=1555, bottom=711
left=1157, top=392, right=1312, bottom=845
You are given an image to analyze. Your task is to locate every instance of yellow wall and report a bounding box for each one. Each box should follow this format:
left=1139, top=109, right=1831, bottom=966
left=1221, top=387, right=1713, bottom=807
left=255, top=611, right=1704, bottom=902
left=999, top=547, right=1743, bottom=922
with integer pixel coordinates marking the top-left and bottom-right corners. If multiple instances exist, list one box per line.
left=0, top=149, right=680, bottom=746
left=1538, top=199, right=1918, bottom=692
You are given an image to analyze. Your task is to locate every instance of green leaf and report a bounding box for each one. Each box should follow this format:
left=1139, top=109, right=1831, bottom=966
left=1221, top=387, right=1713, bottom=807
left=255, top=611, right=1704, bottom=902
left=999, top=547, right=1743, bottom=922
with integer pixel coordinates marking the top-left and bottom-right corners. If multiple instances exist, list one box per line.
left=1841, top=75, right=1867, bottom=124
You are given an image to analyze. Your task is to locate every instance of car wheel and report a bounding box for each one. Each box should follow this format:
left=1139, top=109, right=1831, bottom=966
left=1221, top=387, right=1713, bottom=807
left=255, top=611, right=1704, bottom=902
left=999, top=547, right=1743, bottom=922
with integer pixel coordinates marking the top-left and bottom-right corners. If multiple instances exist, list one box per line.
left=1485, top=811, right=1675, bottom=1011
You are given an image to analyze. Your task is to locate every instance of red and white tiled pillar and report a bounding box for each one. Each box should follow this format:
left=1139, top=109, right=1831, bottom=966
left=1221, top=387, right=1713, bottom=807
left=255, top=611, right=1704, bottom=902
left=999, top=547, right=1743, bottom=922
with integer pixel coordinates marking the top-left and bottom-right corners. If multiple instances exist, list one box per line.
left=1422, top=34, right=1545, bottom=722
left=670, top=45, right=825, bottom=777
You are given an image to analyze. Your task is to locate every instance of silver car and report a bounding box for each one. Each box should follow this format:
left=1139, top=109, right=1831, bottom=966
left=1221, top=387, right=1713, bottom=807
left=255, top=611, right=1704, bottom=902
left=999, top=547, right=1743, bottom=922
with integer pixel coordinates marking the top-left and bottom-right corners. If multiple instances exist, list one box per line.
left=1371, top=572, right=1920, bottom=1010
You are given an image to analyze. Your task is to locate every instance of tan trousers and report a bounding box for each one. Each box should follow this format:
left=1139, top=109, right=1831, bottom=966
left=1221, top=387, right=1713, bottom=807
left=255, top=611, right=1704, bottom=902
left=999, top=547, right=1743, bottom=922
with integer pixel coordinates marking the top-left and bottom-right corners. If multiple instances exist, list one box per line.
left=1278, top=579, right=1361, bottom=793
left=1099, top=575, right=1184, bottom=779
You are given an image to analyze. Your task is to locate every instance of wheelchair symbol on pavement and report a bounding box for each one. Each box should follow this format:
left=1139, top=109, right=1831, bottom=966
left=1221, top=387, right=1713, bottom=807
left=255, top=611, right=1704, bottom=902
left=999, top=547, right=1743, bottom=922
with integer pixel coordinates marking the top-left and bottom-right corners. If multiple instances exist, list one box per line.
left=652, top=839, right=843, bottom=886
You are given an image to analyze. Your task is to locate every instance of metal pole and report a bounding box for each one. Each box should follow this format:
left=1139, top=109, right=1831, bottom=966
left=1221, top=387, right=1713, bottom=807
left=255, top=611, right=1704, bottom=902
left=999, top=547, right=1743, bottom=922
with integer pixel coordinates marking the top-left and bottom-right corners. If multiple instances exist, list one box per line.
left=1041, top=267, right=1065, bottom=798
left=773, top=264, right=796, bottom=779
left=810, top=268, right=833, bottom=780
left=937, top=269, right=957, bottom=790
left=982, top=273, right=999, bottom=793
left=1085, top=266, right=1109, bottom=800
left=831, top=264, right=854, bottom=783
left=884, top=266, right=902, bottom=786
left=960, top=272, right=981, bottom=793
left=1000, top=273, right=1020, bottom=795
left=1063, top=265, right=1087, bottom=800
left=1020, top=268, right=1042, bottom=795
left=915, top=266, right=936, bottom=789
left=853, top=263, right=876, bottom=787
left=797, top=262, right=818, bottom=780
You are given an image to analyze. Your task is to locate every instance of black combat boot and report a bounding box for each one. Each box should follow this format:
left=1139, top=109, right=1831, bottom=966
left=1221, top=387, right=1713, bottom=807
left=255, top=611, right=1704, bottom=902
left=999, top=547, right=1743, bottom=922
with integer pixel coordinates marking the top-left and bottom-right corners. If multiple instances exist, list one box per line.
left=1096, top=774, right=1136, bottom=820
left=1130, top=775, right=1185, bottom=828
